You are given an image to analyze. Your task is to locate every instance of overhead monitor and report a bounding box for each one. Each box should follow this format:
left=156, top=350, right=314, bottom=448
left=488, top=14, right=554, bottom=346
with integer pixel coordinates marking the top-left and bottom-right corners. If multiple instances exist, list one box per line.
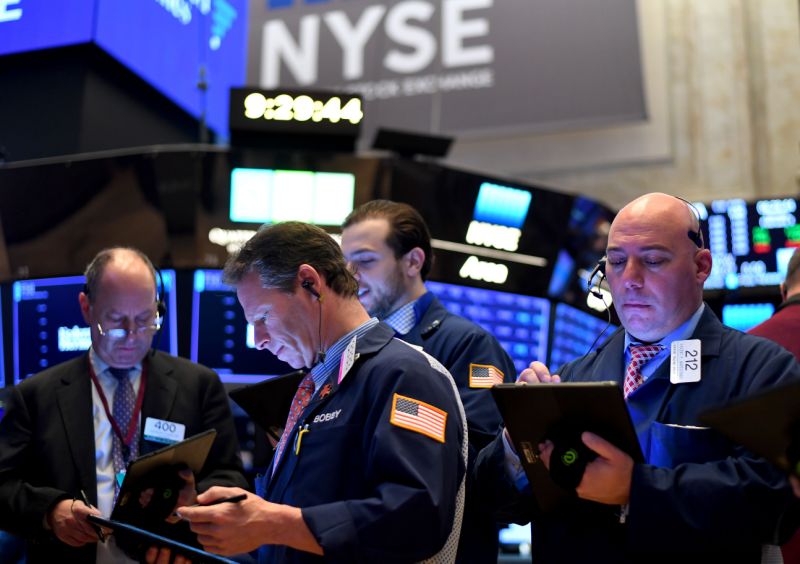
left=425, top=280, right=550, bottom=374
left=12, top=271, right=177, bottom=384
left=549, top=302, right=615, bottom=371
left=190, top=269, right=291, bottom=383
left=721, top=303, right=775, bottom=333
left=229, top=168, right=356, bottom=225
left=698, top=197, right=799, bottom=290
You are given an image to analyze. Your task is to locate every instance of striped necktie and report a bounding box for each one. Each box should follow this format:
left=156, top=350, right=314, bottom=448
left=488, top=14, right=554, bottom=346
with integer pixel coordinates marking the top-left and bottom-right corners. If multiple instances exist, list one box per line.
left=624, top=345, right=664, bottom=398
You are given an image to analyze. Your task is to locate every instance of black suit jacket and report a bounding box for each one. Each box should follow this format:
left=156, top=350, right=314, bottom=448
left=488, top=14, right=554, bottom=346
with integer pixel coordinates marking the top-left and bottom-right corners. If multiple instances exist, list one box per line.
left=0, top=350, right=248, bottom=563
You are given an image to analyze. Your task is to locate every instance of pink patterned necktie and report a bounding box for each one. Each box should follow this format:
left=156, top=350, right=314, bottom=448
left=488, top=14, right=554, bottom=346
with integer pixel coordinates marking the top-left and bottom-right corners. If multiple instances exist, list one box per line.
left=272, top=373, right=315, bottom=474
left=624, top=344, right=664, bottom=398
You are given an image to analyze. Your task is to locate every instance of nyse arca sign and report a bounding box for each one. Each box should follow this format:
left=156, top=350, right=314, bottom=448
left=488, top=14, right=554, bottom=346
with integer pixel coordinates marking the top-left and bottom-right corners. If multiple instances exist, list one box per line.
left=246, top=0, right=645, bottom=139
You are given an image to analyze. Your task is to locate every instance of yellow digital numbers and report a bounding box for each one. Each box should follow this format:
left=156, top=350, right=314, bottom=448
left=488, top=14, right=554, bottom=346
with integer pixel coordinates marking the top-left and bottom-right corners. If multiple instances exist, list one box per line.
left=243, top=92, right=363, bottom=125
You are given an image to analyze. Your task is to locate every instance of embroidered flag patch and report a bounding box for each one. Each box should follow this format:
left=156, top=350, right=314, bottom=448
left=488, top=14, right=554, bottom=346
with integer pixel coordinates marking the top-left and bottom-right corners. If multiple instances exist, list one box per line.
left=390, top=393, right=447, bottom=443
left=469, top=364, right=504, bottom=388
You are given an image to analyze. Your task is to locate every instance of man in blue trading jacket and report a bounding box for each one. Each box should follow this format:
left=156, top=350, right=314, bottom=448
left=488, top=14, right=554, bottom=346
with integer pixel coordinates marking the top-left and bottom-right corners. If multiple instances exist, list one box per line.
left=175, top=221, right=468, bottom=563
left=0, top=247, right=247, bottom=564
left=341, top=200, right=517, bottom=563
left=475, top=193, right=800, bottom=563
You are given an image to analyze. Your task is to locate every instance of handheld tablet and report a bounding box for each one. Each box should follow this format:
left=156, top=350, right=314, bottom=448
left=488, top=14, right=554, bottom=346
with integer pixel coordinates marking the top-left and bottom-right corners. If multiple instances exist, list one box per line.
left=491, top=382, right=643, bottom=512
left=700, top=380, right=800, bottom=476
left=113, top=429, right=217, bottom=523
left=88, top=514, right=236, bottom=564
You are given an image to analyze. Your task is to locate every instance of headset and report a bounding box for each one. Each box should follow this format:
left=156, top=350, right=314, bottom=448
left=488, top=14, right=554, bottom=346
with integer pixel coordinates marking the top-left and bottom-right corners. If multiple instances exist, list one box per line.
left=586, top=257, right=606, bottom=300
left=301, top=279, right=326, bottom=363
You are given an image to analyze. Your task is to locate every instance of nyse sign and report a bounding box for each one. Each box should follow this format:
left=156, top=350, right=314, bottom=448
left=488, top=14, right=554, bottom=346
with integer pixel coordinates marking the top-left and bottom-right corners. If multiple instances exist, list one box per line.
left=247, top=0, right=645, bottom=140
left=260, top=0, right=493, bottom=87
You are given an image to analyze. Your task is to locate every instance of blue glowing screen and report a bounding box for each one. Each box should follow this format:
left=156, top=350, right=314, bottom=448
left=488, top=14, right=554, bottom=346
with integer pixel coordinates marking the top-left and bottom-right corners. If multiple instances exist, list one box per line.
left=472, top=182, right=532, bottom=228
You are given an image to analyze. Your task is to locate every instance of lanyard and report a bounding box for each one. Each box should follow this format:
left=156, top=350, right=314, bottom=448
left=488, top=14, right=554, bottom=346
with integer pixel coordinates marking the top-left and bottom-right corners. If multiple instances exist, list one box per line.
left=88, top=359, right=148, bottom=448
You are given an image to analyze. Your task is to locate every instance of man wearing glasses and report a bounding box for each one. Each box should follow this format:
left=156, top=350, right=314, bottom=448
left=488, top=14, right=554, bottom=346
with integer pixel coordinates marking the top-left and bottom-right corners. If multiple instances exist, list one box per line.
left=0, top=247, right=247, bottom=563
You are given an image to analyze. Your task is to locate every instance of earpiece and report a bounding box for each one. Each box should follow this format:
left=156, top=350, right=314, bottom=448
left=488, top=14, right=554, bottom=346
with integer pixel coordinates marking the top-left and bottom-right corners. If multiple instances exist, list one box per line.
left=301, top=280, right=321, bottom=299
left=586, top=258, right=606, bottom=300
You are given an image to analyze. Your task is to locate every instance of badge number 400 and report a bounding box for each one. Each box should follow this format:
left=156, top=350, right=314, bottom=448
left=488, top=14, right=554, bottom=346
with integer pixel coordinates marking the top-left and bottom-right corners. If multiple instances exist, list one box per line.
left=243, top=92, right=364, bottom=124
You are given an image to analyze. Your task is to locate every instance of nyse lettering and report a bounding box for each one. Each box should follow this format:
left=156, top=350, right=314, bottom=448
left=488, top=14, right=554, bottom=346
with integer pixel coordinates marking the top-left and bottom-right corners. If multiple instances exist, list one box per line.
left=0, top=0, right=22, bottom=23
left=260, top=0, right=494, bottom=87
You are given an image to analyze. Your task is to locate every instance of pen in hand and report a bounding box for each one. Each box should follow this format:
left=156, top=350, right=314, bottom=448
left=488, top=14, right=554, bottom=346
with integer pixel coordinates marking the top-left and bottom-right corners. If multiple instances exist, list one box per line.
left=189, top=493, right=247, bottom=508
left=79, top=489, right=106, bottom=542
left=174, top=493, right=247, bottom=519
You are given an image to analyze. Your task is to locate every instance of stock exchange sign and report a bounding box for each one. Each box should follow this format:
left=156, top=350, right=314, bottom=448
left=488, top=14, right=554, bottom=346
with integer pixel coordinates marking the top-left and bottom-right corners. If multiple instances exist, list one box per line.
left=246, top=0, right=645, bottom=141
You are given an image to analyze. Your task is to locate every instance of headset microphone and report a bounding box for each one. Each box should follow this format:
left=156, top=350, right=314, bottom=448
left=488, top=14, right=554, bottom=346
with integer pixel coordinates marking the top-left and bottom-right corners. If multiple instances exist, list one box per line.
left=586, top=258, right=606, bottom=300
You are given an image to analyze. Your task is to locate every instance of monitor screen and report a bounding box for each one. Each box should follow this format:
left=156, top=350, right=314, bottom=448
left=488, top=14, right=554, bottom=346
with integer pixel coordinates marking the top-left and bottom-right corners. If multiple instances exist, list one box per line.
left=698, top=197, right=799, bottom=290
left=12, top=271, right=177, bottom=384
left=425, top=280, right=550, bottom=374
left=721, top=302, right=775, bottom=333
left=191, top=269, right=291, bottom=383
left=549, top=302, right=615, bottom=371
left=229, top=168, right=356, bottom=225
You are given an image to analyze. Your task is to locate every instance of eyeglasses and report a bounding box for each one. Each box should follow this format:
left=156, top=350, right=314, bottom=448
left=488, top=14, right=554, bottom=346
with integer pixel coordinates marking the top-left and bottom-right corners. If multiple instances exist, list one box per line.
left=97, top=320, right=162, bottom=340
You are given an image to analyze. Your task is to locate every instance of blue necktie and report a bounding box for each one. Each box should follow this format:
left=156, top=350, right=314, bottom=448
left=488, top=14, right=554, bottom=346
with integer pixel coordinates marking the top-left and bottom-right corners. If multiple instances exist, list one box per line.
left=109, top=367, right=138, bottom=493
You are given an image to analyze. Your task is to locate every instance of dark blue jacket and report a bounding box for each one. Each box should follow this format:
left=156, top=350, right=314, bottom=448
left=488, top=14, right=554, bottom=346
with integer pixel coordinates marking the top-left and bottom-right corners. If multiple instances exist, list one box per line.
left=476, top=306, right=800, bottom=563
left=403, top=293, right=517, bottom=563
left=257, top=323, right=467, bottom=564
left=404, top=294, right=516, bottom=451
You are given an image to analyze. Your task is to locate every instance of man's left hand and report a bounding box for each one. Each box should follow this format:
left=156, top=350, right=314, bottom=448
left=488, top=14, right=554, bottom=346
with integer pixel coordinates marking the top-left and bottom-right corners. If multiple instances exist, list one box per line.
left=575, top=432, right=633, bottom=505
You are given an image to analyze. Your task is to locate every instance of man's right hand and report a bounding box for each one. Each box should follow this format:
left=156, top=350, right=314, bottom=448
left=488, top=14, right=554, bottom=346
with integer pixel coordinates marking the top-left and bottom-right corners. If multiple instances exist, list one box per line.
left=47, top=499, right=102, bottom=547
left=518, top=360, right=561, bottom=384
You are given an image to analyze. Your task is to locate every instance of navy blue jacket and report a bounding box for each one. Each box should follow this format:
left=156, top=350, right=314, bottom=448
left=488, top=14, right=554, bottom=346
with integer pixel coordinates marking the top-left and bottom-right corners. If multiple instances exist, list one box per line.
left=257, top=323, right=467, bottom=564
left=402, top=293, right=517, bottom=563
left=476, top=306, right=800, bottom=563
left=404, top=294, right=516, bottom=451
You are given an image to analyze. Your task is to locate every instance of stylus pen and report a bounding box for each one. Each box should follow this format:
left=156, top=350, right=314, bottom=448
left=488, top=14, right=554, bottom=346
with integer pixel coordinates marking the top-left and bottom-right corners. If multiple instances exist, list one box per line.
left=79, top=489, right=106, bottom=542
left=191, top=493, right=248, bottom=507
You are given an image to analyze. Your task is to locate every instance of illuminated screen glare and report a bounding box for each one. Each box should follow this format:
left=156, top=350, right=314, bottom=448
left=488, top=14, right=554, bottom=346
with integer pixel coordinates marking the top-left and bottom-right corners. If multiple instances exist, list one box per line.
left=473, top=182, right=532, bottom=228
left=721, top=303, right=775, bottom=332
left=230, top=168, right=355, bottom=225
left=550, top=302, right=615, bottom=371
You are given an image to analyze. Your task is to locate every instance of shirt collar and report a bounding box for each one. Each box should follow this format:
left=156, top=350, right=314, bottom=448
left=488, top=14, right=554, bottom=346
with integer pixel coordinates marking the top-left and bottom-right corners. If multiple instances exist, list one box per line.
left=382, top=297, right=421, bottom=335
left=308, top=318, right=380, bottom=391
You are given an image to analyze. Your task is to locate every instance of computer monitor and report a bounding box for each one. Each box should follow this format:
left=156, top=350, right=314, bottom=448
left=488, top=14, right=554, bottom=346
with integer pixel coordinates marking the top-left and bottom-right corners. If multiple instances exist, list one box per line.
left=425, top=280, right=550, bottom=373
left=721, top=302, right=776, bottom=333
left=190, top=269, right=292, bottom=384
left=549, top=302, right=615, bottom=371
left=698, top=197, right=799, bottom=290
left=12, top=271, right=177, bottom=384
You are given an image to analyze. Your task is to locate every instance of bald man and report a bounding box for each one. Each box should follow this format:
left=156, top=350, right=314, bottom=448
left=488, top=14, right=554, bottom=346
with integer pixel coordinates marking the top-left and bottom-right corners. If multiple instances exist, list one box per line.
left=476, top=193, right=800, bottom=563
left=0, top=248, right=247, bottom=564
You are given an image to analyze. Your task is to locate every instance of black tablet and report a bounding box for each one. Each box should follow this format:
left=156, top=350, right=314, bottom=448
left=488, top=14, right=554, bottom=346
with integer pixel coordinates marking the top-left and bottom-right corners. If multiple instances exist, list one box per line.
left=88, top=515, right=236, bottom=564
left=700, top=380, right=800, bottom=476
left=113, top=429, right=217, bottom=524
left=228, top=370, right=306, bottom=433
left=491, top=382, right=643, bottom=512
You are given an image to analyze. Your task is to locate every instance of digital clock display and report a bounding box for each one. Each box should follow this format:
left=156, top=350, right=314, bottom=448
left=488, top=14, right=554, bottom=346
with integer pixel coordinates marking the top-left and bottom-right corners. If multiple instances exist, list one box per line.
left=229, top=88, right=363, bottom=138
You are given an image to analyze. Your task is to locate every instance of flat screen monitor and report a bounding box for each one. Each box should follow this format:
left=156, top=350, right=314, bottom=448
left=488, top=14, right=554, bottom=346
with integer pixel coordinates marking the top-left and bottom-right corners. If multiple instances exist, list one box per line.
left=698, top=197, right=799, bottom=290
left=229, top=168, right=356, bottom=225
left=12, top=271, right=177, bottom=384
left=425, top=280, right=550, bottom=374
left=549, top=302, right=615, bottom=371
left=721, top=303, right=775, bottom=333
left=190, top=269, right=291, bottom=383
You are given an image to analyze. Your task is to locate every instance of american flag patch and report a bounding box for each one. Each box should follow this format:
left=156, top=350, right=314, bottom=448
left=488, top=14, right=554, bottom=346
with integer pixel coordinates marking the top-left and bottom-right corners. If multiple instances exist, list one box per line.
left=390, top=394, right=447, bottom=443
left=469, top=364, right=504, bottom=388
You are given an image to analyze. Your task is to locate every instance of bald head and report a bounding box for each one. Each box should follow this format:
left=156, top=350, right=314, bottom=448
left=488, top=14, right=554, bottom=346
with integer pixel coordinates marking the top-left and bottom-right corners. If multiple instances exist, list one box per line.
left=605, top=193, right=712, bottom=342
